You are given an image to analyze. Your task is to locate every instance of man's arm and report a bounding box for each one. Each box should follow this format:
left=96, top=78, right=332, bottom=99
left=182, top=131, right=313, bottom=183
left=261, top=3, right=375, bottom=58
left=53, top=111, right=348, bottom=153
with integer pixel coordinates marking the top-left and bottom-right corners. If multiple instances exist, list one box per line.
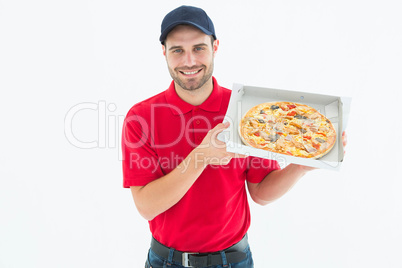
left=247, top=131, right=347, bottom=205
left=130, top=122, right=244, bottom=221
left=130, top=148, right=205, bottom=221
left=247, top=164, right=313, bottom=206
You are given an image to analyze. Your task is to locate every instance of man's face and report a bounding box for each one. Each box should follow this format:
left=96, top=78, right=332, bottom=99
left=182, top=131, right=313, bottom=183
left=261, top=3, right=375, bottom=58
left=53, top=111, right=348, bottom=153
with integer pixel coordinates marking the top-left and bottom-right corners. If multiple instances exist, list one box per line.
left=163, top=25, right=219, bottom=91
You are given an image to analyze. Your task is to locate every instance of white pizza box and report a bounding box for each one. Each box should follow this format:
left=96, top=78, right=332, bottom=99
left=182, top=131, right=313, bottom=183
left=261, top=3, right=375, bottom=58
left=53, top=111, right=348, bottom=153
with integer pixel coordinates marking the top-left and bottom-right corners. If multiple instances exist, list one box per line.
left=217, top=83, right=351, bottom=171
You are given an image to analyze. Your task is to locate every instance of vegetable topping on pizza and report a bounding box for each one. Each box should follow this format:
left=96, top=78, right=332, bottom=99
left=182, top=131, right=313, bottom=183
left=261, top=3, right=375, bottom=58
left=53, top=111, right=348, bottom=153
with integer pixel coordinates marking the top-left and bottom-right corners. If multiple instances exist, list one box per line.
left=239, top=102, right=336, bottom=159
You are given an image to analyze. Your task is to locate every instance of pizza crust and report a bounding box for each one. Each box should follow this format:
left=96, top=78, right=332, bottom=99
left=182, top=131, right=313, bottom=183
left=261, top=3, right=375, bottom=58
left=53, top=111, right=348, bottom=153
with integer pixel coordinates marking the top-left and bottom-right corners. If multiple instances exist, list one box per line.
left=239, top=102, right=337, bottom=159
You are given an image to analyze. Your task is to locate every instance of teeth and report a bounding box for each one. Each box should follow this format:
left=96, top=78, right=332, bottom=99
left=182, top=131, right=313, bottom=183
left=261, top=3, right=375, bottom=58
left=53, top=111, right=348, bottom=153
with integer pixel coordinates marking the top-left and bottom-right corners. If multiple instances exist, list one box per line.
left=183, top=70, right=199, bottom=75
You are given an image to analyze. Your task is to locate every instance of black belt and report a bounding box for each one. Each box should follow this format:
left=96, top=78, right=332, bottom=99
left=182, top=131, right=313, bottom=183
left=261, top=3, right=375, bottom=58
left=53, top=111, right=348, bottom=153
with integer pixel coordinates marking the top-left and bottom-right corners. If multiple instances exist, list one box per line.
left=150, top=234, right=248, bottom=267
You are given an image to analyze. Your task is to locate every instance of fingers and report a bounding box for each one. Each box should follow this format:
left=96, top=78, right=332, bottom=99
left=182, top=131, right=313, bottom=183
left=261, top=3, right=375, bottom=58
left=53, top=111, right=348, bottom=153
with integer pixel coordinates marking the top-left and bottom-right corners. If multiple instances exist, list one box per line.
left=199, top=122, right=230, bottom=148
left=342, top=131, right=347, bottom=155
left=342, top=131, right=347, bottom=147
left=209, top=122, right=249, bottom=159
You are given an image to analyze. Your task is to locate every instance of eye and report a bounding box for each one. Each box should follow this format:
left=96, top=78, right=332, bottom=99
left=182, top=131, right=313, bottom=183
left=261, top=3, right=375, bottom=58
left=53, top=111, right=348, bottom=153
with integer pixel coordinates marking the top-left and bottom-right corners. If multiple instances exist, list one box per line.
left=173, top=49, right=183, bottom=53
left=194, top=47, right=205, bottom=52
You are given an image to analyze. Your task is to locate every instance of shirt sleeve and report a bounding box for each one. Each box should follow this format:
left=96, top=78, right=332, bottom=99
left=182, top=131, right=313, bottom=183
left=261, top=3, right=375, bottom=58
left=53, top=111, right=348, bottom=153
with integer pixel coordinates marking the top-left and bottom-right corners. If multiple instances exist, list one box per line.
left=121, top=110, right=164, bottom=188
left=245, top=156, right=281, bottom=184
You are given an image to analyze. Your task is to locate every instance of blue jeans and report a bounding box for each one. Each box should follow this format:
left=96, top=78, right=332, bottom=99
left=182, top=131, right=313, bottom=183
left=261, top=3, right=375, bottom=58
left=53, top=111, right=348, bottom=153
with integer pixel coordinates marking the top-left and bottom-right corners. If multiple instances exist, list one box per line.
left=144, top=245, right=254, bottom=268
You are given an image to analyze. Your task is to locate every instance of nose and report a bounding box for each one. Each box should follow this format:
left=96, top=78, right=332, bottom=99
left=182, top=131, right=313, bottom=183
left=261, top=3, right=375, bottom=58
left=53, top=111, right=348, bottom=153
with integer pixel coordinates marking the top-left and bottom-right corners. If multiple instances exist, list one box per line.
left=183, top=51, right=197, bottom=67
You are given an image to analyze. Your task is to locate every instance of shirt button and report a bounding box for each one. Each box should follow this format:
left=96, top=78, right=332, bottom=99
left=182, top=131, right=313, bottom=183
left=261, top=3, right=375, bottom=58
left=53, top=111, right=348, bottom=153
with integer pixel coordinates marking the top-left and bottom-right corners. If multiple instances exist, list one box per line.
left=196, top=120, right=200, bottom=125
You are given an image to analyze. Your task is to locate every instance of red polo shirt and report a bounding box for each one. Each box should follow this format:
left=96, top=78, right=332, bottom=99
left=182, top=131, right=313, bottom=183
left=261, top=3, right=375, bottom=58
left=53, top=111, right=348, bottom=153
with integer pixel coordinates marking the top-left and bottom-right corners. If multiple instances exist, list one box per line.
left=122, top=77, right=280, bottom=252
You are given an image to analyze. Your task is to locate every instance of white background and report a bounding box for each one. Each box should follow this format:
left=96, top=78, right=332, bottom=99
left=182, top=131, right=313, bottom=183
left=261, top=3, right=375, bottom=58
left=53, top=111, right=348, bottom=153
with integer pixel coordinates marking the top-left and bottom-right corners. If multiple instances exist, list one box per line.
left=1, top=0, right=401, bottom=267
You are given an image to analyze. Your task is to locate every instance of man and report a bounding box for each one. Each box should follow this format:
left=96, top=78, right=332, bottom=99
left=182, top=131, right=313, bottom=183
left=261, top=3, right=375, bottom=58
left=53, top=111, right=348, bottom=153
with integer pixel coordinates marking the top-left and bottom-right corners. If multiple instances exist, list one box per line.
left=122, top=5, right=346, bottom=268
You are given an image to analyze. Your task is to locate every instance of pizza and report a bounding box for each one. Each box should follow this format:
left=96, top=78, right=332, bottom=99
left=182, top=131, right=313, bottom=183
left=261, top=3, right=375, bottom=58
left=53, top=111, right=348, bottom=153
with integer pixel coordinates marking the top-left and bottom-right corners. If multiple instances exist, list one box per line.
left=239, top=102, right=336, bottom=159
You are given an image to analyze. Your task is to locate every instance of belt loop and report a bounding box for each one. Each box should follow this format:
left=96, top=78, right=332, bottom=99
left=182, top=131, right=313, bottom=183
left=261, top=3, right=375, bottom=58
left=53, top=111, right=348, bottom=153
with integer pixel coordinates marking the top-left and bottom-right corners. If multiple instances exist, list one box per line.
left=220, top=251, right=229, bottom=267
left=167, top=247, right=175, bottom=266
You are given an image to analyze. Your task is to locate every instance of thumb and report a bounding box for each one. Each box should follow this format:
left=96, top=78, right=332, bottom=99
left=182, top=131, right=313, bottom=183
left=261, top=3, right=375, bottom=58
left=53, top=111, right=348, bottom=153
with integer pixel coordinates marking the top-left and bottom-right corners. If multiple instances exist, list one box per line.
left=209, top=121, right=230, bottom=138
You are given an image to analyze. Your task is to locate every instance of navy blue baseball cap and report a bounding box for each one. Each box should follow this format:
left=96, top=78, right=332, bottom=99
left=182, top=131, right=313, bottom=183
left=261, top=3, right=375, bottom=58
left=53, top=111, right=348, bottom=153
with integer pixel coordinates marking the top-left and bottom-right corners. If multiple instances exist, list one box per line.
left=159, top=5, right=216, bottom=44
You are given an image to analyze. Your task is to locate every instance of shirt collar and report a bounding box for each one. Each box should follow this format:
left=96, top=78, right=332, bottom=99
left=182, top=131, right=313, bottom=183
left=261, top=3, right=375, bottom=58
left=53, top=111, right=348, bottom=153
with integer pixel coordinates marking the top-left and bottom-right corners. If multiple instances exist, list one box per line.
left=165, top=76, right=223, bottom=115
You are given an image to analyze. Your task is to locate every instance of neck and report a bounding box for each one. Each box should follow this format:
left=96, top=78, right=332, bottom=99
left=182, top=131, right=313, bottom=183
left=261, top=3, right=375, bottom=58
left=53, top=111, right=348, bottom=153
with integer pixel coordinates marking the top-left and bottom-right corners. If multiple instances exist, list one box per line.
left=174, top=77, right=214, bottom=106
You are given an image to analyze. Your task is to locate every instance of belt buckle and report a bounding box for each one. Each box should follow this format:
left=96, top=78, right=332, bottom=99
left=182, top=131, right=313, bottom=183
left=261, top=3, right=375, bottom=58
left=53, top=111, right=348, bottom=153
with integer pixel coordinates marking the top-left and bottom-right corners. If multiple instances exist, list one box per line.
left=182, top=252, right=198, bottom=267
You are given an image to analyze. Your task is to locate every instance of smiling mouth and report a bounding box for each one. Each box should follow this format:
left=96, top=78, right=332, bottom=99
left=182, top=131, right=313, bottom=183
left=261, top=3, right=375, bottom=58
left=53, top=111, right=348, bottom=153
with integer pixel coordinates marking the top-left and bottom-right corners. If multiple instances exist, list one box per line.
left=179, top=68, right=202, bottom=75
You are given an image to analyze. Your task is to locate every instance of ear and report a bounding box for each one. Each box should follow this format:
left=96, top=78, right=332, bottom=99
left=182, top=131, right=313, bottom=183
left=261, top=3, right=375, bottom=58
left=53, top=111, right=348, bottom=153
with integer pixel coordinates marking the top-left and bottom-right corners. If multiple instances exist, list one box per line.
left=162, top=44, right=166, bottom=56
left=213, top=39, right=219, bottom=57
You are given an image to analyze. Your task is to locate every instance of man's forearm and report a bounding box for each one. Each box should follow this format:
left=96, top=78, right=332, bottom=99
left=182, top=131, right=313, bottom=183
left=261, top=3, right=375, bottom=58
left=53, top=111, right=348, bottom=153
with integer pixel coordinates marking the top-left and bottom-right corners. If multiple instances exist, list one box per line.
left=130, top=122, right=243, bottom=221
left=249, top=164, right=313, bottom=205
left=130, top=149, right=207, bottom=221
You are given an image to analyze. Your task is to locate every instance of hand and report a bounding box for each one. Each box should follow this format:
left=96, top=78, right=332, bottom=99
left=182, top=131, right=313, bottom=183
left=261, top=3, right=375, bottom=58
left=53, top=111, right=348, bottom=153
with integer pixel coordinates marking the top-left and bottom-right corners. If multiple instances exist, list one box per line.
left=196, top=122, right=247, bottom=166
left=295, top=130, right=348, bottom=172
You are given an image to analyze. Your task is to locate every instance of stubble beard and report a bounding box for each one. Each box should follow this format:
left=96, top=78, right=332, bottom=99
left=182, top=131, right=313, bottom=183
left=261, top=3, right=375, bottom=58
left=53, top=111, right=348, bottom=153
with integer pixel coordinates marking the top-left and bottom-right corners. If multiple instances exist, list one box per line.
left=168, top=61, right=214, bottom=92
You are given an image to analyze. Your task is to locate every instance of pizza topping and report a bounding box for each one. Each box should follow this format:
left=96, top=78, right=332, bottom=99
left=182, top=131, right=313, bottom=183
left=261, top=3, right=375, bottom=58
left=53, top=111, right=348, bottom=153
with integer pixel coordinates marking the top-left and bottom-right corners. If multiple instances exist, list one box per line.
left=260, top=109, right=265, bottom=114
left=315, top=137, right=326, bottom=143
left=272, top=133, right=281, bottom=142
left=276, top=138, right=286, bottom=150
left=309, top=125, right=319, bottom=132
left=292, top=140, right=304, bottom=149
left=309, top=113, right=321, bottom=120
left=319, top=126, right=329, bottom=132
left=264, top=115, right=276, bottom=123
left=274, top=129, right=284, bottom=136
left=303, top=119, right=314, bottom=126
left=304, top=144, right=317, bottom=153
left=259, top=131, right=270, bottom=140
left=294, top=114, right=308, bottom=120
left=289, top=121, right=302, bottom=129
left=312, top=142, right=321, bottom=150
left=284, top=125, right=299, bottom=135
left=280, top=104, right=289, bottom=111
left=320, top=142, right=329, bottom=151
left=270, top=105, right=280, bottom=110
left=250, top=119, right=259, bottom=128
left=275, top=122, right=285, bottom=129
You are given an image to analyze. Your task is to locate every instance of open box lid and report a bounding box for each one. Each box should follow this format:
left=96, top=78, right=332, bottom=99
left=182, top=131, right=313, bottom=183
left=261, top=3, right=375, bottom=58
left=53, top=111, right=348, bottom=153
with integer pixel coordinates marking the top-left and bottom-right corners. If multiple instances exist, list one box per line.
left=218, top=83, right=352, bottom=171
